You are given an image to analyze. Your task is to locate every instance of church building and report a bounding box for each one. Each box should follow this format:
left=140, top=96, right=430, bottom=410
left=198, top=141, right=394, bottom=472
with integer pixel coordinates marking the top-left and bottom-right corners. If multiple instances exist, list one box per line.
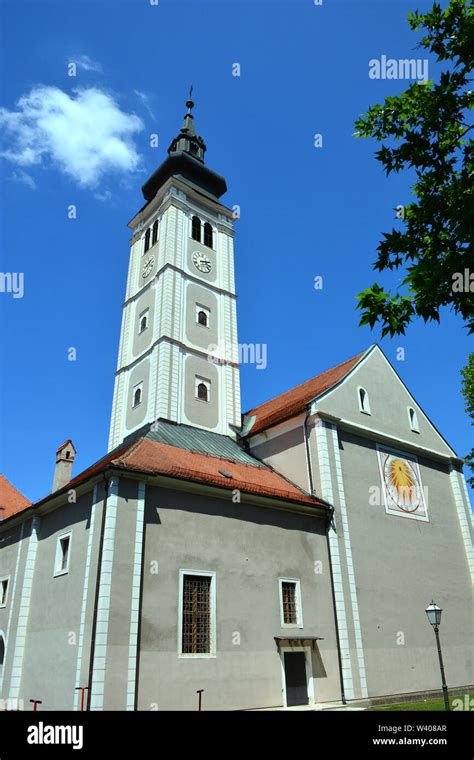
left=0, top=98, right=472, bottom=711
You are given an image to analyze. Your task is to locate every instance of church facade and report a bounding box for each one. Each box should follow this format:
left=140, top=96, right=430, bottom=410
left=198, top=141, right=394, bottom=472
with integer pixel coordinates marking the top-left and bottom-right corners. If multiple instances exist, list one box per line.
left=0, top=99, right=472, bottom=711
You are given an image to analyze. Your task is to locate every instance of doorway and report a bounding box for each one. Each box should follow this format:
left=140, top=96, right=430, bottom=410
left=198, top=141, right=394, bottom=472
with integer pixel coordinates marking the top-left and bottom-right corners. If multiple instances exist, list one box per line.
left=283, top=651, right=309, bottom=706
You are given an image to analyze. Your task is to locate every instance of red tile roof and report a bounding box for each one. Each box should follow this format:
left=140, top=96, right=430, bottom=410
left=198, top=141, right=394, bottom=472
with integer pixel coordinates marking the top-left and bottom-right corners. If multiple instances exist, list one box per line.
left=245, top=351, right=365, bottom=435
left=0, top=438, right=326, bottom=523
left=112, top=438, right=323, bottom=508
left=0, top=474, right=31, bottom=520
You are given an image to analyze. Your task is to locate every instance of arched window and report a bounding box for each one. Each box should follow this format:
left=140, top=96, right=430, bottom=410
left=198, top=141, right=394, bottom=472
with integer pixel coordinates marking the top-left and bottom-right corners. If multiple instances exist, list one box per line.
left=0, top=633, right=5, bottom=672
left=203, top=222, right=213, bottom=248
left=140, top=315, right=148, bottom=333
left=144, top=228, right=151, bottom=253
left=152, top=219, right=159, bottom=246
left=133, top=387, right=142, bottom=407
left=197, top=383, right=208, bottom=402
left=408, top=407, right=420, bottom=432
left=192, top=216, right=201, bottom=242
left=358, top=387, right=370, bottom=414
left=198, top=310, right=208, bottom=327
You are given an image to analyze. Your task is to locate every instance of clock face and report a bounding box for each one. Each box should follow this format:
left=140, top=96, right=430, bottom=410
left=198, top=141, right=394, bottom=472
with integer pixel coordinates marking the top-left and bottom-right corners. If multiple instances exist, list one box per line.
left=142, top=255, right=155, bottom=279
left=192, top=251, right=212, bottom=274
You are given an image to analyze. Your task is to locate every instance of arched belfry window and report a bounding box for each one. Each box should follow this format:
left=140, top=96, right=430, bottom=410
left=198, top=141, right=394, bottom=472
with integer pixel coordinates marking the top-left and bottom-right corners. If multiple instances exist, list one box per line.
left=144, top=228, right=151, bottom=253
left=358, top=386, right=371, bottom=415
left=203, top=222, right=213, bottom=249
left=197, top=383, right=208, bottom=402
left=192, top=216, right=201, bottom=242
left=152, top=219, right=159, bottom=246
left=133, top=387, right=142, bottom=407
left=198, top=310, right=208, bottom=327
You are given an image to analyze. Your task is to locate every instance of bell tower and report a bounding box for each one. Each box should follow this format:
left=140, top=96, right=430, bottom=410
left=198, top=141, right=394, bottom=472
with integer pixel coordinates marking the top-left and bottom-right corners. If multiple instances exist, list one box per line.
left=108, top=95, right=241, bottom=451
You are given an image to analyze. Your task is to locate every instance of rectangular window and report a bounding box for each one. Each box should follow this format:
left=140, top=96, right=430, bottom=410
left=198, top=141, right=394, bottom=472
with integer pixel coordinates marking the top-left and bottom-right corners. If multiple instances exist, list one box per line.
left=54, top=533, right=72, bottom=576
left=179, top=571, right=216, bottom=657
left=0, top=577, right=9, bottom=607
left=279, top=578, right=303, bottom=627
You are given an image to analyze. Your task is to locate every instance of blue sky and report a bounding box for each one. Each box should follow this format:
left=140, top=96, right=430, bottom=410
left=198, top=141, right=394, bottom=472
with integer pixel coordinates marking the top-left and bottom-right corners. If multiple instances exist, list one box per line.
left=0, top=0, right=471, bottom=503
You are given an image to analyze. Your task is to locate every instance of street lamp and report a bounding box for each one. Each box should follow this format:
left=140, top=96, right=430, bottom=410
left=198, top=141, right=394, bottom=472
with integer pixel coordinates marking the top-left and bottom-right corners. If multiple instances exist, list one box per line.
left=425, top=601, right=450, bottom=711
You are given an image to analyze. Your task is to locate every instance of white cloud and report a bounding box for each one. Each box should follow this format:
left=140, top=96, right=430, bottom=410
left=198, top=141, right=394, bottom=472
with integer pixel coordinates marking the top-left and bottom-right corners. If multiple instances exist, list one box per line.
left=134, top=90, right=156, bottom=120
left=94, top=189, right=112, bottom=202
left=0, top=86, right=144, bottom=189
left=11, top=169, right=36, bottom=190
left=72, top=54, right=103, bottom=73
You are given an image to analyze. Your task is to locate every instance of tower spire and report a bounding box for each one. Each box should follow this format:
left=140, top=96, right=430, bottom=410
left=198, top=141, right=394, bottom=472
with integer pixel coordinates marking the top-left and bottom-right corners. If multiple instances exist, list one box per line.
left=168, top=89, right=206, bottom=162
left=141, top=93, right=227, bottom=202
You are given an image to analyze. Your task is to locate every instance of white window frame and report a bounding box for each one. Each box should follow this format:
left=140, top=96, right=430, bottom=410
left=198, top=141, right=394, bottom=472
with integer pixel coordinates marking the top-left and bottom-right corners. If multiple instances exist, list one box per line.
left=195, top=376, right=211, bottom=403
left=279, top=577, right=303, bottom=629
left=195, top=304, right=210, bottom=328
left=138, top=308, right=149, bottom=334
left=132, top=381, right=143, bottom=408
left=54, top=532, right=72, bottom=577
left=408, top=406, right=420, bottom=433
left=357, top=386, right=371, bottom=415
left=0, top=576, right=10, bottom=608
left=178, top=569, right=216, bottom=659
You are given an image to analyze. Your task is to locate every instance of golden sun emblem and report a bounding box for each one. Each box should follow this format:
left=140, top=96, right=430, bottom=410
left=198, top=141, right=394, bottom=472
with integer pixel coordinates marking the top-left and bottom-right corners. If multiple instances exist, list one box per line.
left=389, top=459, right=414, bottom=497
left=383, top=455, right=421, bottom=512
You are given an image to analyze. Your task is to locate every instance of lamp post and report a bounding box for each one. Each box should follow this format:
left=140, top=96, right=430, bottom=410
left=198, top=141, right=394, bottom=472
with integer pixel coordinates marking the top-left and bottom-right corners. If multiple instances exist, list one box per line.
left=425, top=601, right=450, bottom=711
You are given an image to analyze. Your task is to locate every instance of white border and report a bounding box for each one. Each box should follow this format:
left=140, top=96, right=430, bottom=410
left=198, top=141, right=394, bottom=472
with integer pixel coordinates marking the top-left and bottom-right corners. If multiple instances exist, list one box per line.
left=178, top=569, right=216, bottom=658
left=126, top=482, right=146, bottom=710
left=53, top=531, right=72, bottom=577
left=74, top=486, right=99, bottom=710
left=376, top=442, right=429, bottom=523
left=357, top=386, right=371, bottom=415
left=407, top=406, right=420, bottom=433
left=329, top=423, right=369, bottom=698
left=0, top=576, right=10, bottom=608
left=0, top=523, right=24, bottom=695
left=90, top=477, right=120, bottom=710
left=314, top=419, right=354, bottom=700
left=9, top=516, right=40, bottom=699
left=278, top=578, right=304, bottom=629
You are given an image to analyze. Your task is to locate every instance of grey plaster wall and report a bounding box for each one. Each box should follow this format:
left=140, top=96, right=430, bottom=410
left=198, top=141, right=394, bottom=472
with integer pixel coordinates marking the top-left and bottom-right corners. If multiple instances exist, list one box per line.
left=137, top=485, right=340, bottom=710
left=317, top=348, right=454, bottom=456
left=19, top=490, right=97, bottom=710
left=337, top=429, right=473, bottom=697
left=185, top=282, right=218, bottom=351
left=249, top=426, right=310, bottom=494
left=0, top=522, right=26, bottom=700
left=132, top=289, right=155, bottom=359
left=102, top=478, right=140, bottom=710
left=184, top=355, right=219, bottom=429
left=125, top=359, right=150, bottom=430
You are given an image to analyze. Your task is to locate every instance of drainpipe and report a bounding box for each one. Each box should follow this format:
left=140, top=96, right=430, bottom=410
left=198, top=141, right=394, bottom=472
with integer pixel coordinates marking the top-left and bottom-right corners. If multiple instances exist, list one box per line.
left=303, top=412, right=346, bottom=705
left=86, top=474, right=111, bottom=710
